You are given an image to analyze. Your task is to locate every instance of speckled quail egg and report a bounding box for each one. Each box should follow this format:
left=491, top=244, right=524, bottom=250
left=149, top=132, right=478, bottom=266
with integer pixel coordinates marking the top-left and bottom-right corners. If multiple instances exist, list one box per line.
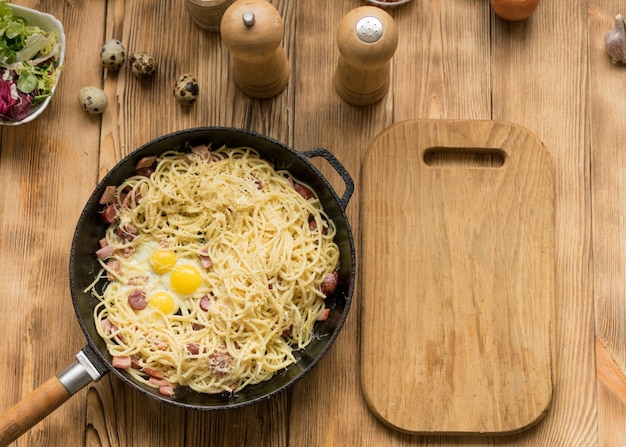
left=173, top=74, right=199, bottom=105
left=78, top=86, right=108, bottom=114
left=100, top=39, right=126, bottom=71
left=129, top=51, right=156, bottom=78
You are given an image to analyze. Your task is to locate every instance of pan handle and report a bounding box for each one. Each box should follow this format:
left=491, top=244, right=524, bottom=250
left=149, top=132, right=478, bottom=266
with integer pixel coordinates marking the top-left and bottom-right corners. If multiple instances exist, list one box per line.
left=303, top=148, right=354, bottom=212
left=0, top=346, right=106, bottom=446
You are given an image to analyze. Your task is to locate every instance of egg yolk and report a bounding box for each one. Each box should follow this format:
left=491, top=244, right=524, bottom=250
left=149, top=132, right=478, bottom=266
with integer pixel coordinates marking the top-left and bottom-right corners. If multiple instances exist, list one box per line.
left=170, top=264, right=202, bottom=295
left=149, top=291, right=176, bottom=314
left=150, top=250, right=177, bottom=274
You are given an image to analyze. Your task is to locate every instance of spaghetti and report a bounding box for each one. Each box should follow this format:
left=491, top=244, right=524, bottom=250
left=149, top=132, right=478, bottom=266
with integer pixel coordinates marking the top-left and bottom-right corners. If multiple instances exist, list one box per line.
left=89, top=144, right=340, bottom=395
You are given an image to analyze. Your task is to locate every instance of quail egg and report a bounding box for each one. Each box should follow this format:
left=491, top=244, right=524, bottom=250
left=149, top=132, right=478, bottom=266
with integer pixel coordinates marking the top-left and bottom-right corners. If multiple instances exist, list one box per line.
left=173, top=74, right=199, bottom=105
left=100, top=39, right=126, bottom=71
left=78, top=86, right=108, bottom=114
left=129, top=51, right=157, bottom=78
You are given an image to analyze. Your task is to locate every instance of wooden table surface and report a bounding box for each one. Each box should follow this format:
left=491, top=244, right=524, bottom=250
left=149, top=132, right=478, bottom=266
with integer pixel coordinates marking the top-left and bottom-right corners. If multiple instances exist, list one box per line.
left=0, top=0, right=625, bottom=445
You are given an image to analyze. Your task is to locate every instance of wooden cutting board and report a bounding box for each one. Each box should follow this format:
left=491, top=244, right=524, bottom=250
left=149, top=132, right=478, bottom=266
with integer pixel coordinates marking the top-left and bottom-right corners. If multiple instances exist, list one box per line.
left=360, top=119, right=555, bottom=435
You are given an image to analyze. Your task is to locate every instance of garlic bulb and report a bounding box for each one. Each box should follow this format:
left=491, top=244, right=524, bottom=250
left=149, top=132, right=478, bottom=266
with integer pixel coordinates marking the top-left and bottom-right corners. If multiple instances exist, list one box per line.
left=605, top=14, right=626, bottom=64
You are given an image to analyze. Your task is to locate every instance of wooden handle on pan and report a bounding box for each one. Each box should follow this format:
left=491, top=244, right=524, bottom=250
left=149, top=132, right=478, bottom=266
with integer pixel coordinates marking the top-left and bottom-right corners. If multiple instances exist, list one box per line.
left=0, top=348, right=104, bottom=446
left=0, top=377, right=71, bottom=446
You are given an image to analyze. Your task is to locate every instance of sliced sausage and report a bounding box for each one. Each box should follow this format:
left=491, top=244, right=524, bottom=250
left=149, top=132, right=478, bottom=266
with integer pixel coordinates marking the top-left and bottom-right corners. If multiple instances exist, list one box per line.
left=321, top=272, right=339, bottom=297
left=136, top=155, right=157, bottom=170
left=199, top=295, right=211, bottom=311
left=186, top=343, right=200, bottom=355
left=128, top=290, right=147, bottom=310
left=99, top=185, right=117, bottom=205
left=112, top=356, right=132, bottom=369
left=209, top=350, right=232, bottom=376
left=294, top=183, right=314, bottom=200
left=136, top=167, right=155, bottom=177
left=159, top=385, right=176, bottom=397
left=317, top=308, right=331, bottom=321
left=96, top=244, right=116, bottom=260
left=101, top=204, right=118, bottom=224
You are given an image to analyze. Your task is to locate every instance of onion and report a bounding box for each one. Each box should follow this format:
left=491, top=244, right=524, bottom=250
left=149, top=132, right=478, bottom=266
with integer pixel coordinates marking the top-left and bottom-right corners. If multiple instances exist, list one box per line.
left=489, top=0, right=540, bottom=21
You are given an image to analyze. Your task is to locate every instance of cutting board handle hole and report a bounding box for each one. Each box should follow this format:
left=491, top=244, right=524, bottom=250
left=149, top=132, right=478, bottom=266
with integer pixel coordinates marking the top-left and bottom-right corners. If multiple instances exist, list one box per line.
left=423, top=147, right=506, bottom=168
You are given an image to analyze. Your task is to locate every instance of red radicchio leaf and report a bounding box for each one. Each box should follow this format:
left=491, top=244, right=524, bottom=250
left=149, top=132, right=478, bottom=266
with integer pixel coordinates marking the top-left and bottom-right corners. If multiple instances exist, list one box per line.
left=0, top=78, right=34, bottom=122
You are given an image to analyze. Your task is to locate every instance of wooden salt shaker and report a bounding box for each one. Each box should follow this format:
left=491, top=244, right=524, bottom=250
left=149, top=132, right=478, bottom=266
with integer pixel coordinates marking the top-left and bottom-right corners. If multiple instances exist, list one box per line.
left=334, top=6, right=398, bottom=106
left=220, top=0, right=290, bottom=99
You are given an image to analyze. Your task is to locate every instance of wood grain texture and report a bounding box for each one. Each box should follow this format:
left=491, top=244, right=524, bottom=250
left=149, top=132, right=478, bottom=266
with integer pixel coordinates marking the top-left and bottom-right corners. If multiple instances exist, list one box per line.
left=288, top=2, right=387, bottom=446
left=490, top=1, right=597, bottom=446
left=0, top=0, right=623, bottom=445
left=0, top=376, right=71, bottom=445
left=588, top=2, right=626, bottom=446
left=0, top=1, right=105, bottom=447
left=360, top=120, right=554, bottom=435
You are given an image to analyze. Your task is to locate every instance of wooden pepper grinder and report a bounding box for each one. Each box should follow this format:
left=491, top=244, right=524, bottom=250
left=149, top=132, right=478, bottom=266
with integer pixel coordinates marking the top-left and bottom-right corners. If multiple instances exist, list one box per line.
left=334, top=6, right=398, bottom=106
left=220, top=0, right=290, bottom=99
left=185, top=0, right=236, bottom=32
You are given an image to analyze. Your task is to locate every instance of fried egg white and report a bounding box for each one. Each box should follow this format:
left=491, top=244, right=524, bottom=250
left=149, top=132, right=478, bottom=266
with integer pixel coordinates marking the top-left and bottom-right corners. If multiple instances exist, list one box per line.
left=118, top=240, right=206, bottom=317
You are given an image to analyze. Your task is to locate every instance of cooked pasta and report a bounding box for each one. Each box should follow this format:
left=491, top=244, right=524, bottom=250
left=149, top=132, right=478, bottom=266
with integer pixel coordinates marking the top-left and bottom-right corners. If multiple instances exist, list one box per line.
left=88, top=144, right=340, bottom=395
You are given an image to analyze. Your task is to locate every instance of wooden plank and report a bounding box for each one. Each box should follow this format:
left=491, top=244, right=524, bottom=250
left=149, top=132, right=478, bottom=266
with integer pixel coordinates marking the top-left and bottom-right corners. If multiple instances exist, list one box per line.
left=587, top=2, right=626, bottom=446
left=490, top=0, right=596, bottom=445
left=0, top=0, right=619, bottom=445
left=88, top=1, right=295, bottom=446
left=392, top=0, right=492, bottom=121
left=288, top=2, right=388, bottom=446
left=289, top=0, right=494, bottom=445
left=0, top=1, right=105, bottom=446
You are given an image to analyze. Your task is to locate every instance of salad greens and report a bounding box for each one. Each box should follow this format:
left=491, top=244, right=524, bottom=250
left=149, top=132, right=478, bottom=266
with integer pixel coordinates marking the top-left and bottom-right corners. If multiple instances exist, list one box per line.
left=0, top=1, right=61, bottom=122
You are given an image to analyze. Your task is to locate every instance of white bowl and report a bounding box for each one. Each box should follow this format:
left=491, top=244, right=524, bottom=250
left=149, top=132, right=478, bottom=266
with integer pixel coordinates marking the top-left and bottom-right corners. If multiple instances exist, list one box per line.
left=1, top=4, right=66, bottom=126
